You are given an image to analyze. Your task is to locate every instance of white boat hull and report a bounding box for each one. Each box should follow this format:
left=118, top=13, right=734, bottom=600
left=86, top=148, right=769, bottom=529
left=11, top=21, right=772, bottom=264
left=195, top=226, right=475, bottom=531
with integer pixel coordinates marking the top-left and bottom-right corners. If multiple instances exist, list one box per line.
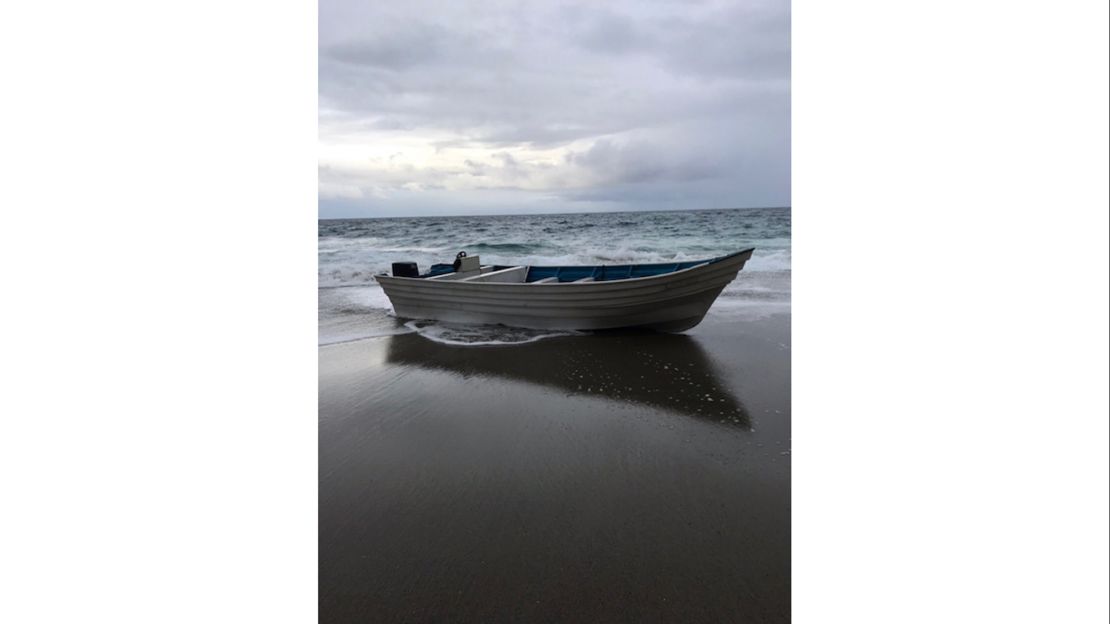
left=375, top=249, right=753, bottom=332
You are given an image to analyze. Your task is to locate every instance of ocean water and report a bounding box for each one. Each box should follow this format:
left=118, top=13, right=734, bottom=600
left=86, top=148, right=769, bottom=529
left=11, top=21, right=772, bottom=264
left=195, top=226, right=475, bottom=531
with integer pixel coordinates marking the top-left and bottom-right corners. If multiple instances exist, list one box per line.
left=318, top=207, right=790, bottom=345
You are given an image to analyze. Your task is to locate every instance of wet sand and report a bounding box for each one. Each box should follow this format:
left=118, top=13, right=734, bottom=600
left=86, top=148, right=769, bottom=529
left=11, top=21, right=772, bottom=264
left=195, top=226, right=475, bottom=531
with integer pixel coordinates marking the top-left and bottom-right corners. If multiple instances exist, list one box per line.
left=319, top=313, right=791, bottom=622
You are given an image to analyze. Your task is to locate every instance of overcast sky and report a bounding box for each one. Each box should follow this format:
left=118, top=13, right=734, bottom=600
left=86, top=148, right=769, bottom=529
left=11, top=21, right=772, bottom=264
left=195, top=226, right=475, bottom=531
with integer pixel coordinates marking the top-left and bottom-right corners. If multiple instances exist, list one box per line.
left=319, top=0, right=789, bottom=218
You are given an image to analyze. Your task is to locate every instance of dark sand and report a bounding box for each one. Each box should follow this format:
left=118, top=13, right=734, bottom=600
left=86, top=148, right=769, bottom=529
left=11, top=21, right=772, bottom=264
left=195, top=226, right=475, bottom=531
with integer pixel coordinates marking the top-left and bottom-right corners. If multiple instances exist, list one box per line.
left=320, top=313, right=790, bottom=622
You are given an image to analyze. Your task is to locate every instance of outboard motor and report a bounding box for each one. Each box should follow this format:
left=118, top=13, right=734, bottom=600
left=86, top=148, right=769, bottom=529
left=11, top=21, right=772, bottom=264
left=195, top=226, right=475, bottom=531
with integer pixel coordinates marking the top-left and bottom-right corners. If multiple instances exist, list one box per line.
left=391, top=261, right=419, bottom=278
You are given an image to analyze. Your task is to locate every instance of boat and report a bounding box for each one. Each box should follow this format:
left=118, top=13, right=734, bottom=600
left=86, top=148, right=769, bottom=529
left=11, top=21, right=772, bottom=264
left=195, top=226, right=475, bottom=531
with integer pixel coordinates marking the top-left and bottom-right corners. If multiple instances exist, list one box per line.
left=375, top=248, right=755, bottom=332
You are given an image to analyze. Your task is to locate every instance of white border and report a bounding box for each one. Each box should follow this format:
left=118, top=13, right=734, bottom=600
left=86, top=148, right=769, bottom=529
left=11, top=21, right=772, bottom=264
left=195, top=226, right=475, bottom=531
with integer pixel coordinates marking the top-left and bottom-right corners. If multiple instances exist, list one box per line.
left=1, top=1, right=317, bottom=622
left=794, top=0, right=1109, bottom=621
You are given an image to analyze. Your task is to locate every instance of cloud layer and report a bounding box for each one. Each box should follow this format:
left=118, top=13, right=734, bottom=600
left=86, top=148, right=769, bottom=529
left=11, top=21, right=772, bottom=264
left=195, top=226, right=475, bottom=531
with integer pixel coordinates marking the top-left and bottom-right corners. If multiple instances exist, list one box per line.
left=319, top=0, right=790, bottom=217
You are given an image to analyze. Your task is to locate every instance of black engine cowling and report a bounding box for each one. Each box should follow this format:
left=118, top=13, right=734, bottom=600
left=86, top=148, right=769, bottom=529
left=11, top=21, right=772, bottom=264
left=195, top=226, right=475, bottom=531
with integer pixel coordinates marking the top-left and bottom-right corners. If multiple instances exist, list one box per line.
left=391, top=262, right=419, bottom=278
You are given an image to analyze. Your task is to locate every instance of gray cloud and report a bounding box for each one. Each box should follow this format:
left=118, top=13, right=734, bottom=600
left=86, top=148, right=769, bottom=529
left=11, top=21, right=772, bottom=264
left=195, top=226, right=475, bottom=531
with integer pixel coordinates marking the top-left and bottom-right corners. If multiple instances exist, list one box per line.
left=564, top=138, right=723, bottom=185
left=319, top=0, right=789, bottom=218
left=326, top=25, right=448, bottom=70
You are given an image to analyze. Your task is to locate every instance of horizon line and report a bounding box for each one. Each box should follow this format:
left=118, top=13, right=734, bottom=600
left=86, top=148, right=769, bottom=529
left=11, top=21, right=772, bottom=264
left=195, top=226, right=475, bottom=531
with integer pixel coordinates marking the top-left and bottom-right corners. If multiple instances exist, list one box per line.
left=318, top=205, right=791, bottom=222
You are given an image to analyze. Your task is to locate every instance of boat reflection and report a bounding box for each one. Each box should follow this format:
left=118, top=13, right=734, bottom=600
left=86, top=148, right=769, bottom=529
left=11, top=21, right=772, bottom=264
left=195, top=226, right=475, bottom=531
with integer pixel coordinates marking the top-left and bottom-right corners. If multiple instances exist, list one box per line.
left=384, top=330, right=751, bottom=428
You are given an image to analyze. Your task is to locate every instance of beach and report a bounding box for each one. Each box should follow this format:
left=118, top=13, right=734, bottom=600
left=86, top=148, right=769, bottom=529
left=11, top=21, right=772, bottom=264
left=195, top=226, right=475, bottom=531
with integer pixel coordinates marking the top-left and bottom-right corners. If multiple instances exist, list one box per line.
left=319, top=311, right=791, bottom=622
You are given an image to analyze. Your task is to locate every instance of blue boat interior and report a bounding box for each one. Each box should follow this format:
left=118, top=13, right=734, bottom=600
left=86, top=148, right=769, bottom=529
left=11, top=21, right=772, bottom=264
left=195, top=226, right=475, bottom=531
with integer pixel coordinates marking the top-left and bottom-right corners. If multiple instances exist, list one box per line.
left=522, top=259, right=713, bottom=282
left=420, top=254, right=733, bottom=282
